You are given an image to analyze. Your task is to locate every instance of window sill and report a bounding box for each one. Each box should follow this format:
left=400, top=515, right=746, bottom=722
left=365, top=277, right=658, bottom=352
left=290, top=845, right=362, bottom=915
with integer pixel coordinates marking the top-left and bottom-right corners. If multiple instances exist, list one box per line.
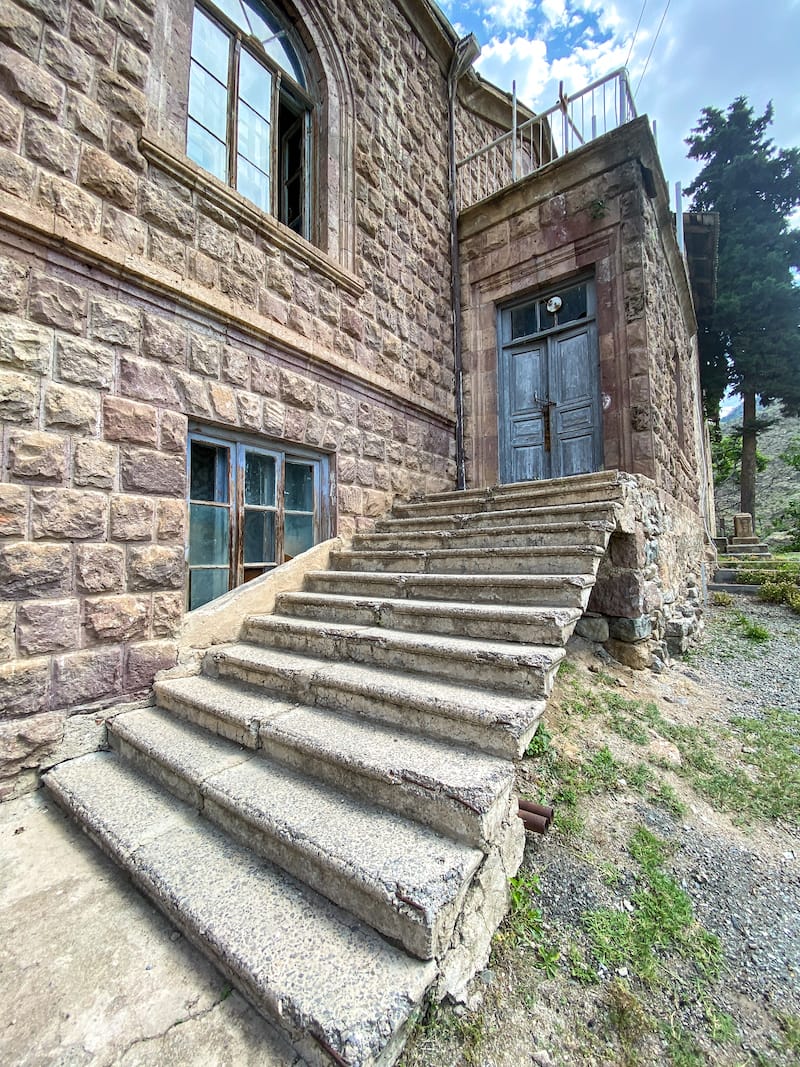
left=139, top=131, right=365, bottom=298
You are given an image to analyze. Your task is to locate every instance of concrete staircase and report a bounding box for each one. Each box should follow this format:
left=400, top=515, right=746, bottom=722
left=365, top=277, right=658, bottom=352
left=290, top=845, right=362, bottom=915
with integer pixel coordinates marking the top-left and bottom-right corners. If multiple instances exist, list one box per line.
left=45, top=470, right=624, bottom=1067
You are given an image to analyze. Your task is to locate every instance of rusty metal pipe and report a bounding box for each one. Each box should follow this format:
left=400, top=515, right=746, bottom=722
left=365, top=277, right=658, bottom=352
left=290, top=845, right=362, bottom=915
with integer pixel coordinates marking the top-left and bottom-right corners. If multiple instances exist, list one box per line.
left=518, top=799, right=554, bottom=826
left=517, top=809, right=548, bottom=834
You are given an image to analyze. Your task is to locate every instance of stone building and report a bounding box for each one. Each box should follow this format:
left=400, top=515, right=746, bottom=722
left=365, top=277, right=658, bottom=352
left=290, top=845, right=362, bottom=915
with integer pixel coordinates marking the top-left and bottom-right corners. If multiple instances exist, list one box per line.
left=0, top=0, right=713, bottom=1059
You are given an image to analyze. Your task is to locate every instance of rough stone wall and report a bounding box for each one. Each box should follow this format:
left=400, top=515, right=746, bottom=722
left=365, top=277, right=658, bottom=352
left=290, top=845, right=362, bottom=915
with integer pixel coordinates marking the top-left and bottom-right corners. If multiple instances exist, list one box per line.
left=0, top=0, right=458, bottom=798
left=457, top=116, right=705, bottom=513
left=580, top=475, right=705, bottom=670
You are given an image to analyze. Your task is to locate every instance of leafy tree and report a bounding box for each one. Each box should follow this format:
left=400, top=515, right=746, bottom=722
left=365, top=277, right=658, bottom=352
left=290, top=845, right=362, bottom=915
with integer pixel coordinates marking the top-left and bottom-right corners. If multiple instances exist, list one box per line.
left=710, top=429, right=767, bottom=487
left=781, top=435, right=800, bottom=471
left=685, top=98, right=800, bottom=521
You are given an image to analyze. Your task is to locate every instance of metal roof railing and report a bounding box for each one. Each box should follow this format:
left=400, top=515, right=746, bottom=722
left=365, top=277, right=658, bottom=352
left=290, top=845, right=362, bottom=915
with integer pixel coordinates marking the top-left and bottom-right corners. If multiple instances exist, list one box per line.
left=457, top=68, right=637, bottom=212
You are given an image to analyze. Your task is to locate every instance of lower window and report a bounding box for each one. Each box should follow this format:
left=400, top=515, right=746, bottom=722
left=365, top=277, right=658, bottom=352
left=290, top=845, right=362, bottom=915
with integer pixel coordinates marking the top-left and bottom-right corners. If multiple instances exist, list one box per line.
left=187, top=429, right=331, bottom=610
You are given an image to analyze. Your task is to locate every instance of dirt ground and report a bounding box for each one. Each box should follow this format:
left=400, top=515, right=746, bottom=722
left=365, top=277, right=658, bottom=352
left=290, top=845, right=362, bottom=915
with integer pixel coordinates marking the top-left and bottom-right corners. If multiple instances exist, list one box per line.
left=400, top=593, right=800, bottom=1066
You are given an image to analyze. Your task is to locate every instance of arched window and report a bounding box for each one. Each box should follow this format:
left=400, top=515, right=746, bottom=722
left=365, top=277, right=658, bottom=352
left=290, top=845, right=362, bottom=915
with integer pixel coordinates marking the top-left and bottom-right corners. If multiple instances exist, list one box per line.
left=187, top=0, right=312, bottom=237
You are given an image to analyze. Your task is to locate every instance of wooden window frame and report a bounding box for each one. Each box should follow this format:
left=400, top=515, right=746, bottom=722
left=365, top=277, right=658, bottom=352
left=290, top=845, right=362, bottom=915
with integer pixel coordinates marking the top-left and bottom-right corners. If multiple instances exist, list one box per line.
left=186, top=427, right=332, bottom=610
left=188, top=1, right=314, bottom=238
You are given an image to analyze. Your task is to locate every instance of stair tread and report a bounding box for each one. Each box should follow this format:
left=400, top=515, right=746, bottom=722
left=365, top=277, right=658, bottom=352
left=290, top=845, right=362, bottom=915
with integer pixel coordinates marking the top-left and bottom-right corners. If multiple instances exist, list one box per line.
left=246, top=614, right=565, bottom=668
left=308, top=569, right=593, bottom=588
left=336, top=545, right=605, bottom=559
left=258, top=703, right=514, bottom=814
left=277, top=592, right=583, bottom=623
left=112, top=708, right=483, bottom=929
left=46, top=753, right=435, bottom=1066
left=194, top=646, right=545, bottom=730
left=377, top=501, right=619, bottom=529
left=161, top=665, right=515, bottom=809
left=410, top=471, right=622, bottom=504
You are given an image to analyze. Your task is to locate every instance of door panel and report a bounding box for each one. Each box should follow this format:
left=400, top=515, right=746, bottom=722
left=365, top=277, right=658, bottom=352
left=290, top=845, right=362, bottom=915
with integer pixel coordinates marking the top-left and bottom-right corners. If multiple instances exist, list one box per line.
left=502, top=344, right=549, bottom=482
left=499, top=284, right=601, bottom=483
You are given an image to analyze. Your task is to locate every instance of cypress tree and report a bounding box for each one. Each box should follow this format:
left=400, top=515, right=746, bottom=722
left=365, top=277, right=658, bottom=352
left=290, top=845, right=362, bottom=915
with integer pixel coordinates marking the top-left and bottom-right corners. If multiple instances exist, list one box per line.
left=685, top=98, right=800, bottom=522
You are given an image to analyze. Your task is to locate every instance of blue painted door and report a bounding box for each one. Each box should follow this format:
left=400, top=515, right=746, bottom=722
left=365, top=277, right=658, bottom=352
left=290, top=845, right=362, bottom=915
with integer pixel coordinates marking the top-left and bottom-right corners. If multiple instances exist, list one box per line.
left=499, top=281, right=602, bottom=483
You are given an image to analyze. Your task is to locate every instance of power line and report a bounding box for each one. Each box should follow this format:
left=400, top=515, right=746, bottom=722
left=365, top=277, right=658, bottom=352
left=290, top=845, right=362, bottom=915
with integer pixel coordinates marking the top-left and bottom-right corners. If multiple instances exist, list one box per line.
left=634, top=0, right=671, bottom=99
left=624, top=0, right=647, bottom=70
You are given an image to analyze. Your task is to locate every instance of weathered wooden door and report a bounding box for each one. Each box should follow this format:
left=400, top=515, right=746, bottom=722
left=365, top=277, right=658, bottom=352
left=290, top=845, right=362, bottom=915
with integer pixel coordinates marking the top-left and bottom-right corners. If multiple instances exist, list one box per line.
left=498, top=280, right=602, bottom=483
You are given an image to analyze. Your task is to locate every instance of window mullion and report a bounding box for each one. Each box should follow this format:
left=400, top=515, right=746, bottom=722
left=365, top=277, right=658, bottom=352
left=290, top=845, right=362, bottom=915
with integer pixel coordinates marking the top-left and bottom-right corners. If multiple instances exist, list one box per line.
left=230, top=34, right=242, bottom=188
left=272, top=69, right=282, bottom=218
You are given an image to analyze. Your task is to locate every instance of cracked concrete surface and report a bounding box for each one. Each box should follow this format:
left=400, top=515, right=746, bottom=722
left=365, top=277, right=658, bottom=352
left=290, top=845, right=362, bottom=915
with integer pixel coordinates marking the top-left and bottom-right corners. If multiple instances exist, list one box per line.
left=0, top=790, right=301, bottom=1067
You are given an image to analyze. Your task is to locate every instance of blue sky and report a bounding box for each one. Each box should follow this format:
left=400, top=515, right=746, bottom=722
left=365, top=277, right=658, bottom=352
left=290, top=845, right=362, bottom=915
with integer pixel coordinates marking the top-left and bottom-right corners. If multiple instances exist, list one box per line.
left=440, top=0, right=800, bottom=207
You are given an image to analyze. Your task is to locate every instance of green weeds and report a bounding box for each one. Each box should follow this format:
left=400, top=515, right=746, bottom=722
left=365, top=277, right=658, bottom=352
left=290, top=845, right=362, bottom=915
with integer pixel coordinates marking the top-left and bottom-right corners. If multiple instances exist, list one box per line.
left=582, top=828, right=721, bottom=985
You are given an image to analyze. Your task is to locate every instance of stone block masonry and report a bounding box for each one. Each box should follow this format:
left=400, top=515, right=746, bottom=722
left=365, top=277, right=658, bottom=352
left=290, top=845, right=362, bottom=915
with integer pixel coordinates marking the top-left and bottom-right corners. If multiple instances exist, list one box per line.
left=0, top=0, right=498, bottom=798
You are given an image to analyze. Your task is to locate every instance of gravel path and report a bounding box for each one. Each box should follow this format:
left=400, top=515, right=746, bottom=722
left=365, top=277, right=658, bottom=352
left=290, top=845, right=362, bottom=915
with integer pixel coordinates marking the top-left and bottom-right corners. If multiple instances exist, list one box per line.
left=695, top=595, right=800, bottom=712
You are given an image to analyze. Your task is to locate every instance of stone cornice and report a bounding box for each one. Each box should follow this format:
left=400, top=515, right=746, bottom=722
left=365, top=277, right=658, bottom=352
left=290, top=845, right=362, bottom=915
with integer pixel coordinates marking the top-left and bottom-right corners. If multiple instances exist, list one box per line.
left=393, top=0, right=457, bottom=75
left=0, top=193, right=455, bottom=429
left=139, top=132, right=365, bottom=298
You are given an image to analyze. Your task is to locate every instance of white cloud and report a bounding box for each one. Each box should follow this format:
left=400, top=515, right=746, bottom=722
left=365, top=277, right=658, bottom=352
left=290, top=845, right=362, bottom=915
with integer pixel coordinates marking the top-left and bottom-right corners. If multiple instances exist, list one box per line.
left=476, top=35, right=550, bottom=106
left=540, top=0, right=568, bottom=28
left=483, top=0, right=533, bottom=31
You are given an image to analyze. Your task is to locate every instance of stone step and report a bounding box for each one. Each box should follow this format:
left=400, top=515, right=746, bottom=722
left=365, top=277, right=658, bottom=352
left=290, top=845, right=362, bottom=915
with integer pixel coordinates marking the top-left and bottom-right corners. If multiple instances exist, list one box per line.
left=724, top=544, right=771, bottom=557
left=329, top=545, right=605, bottom=576
left=161, top=654, right=545, bottom=760
left=165, top=667, right=515, bottom=847
left=354, top=519, right=613, bottom=552
left=243, top=615, right=564, bottom=696
left=708, top=582, right=760, bottom=596
left=393, top=472, right=624, bottom=518
left=45, top=753, right=436, bottom=1067
left=275, top=591, right=582, bottom=646
left=108, top=707, right=483, bottom=960
left=374, top=500, right=619, bottom=534
left=304, top=569, right=594, bottom=609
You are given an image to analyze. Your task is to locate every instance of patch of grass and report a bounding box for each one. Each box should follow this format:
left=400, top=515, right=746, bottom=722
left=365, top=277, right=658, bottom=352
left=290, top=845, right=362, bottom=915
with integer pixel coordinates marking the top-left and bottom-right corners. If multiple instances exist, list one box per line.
left=505, top=868, right=544, bottom=942
left=733, top=613, right=771, bottom=642
left=652, top=781, right=687, bottom=817
left=712, top=590, right=734, bottom=606
left=582, top=827, right=721, bottom=985
left=606, top=979, right=653, bottom=1045
left=525, top=722, right=552, bottom=757
left=663, top=1020, right=705, bottom=1066
left=534, top=941, right=561, bottom=979
left=400, top=999, right=487, bottom=1067
left=566, top=941, right=599, bottom=984
left=777, top=1013, right=800, bottom=1057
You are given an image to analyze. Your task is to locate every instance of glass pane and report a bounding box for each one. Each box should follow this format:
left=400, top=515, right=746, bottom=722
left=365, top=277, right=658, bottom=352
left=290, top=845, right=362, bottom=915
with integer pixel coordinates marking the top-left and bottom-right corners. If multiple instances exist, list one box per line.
left=244, top=451, right=275, bottom=505
left=510, top=302, right=538, bottom=339
left=244, top=509, right=275, bottom=564
left=189, top=504, right=230, bottom=566
left=188, top=62, right=229, bottom=141
left=237, top=155, right=270, bottom=211
left=191, top=7, right=230, bottom=84
left=285, top=462, right=314, bottom=511
left=189, top=568, right=229, bottom=610
left=187, top=119, right=227, bottom=180
left=238, top=101, right=270, bottom=171
left=242, top=0, right=281, bottom=42
left=284, top=512, right=313, bottom=560
left=556, top=284, right=588, bottom=324
left=264, top=36, right=305, bottom=85
left=190, top=442, right=229, bottom=503
left=239, top=50, right=271, bottom=116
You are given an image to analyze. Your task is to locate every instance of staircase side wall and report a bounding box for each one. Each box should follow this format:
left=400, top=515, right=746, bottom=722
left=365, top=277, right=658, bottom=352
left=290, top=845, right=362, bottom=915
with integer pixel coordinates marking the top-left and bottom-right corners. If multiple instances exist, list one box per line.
left=583, top=475, right=706, bottom=669
left=458, top=116, right=707, bottom=515
left=0, top=0, right=459, bottom=800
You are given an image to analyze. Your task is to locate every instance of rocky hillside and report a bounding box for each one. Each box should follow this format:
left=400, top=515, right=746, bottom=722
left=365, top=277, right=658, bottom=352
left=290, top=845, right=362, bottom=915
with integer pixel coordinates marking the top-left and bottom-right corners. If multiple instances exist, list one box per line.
left=715, top=402, right=800, bottom=536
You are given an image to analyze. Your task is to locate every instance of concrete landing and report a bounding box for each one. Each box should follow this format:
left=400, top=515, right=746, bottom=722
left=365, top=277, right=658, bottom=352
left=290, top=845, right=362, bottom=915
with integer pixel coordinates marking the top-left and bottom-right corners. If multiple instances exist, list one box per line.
left=0, top=790, right=301, bottom=1067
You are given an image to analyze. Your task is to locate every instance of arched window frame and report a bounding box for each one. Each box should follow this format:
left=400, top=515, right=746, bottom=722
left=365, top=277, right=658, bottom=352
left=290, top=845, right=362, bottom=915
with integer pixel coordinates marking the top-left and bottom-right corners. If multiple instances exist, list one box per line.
left=187, top=0, right=314, bottom=239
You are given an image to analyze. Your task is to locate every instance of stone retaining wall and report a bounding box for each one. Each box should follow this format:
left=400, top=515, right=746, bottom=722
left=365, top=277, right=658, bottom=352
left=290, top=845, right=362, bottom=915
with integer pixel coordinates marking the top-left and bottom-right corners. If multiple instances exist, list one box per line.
left=578, top=474, right=706, bottom=670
